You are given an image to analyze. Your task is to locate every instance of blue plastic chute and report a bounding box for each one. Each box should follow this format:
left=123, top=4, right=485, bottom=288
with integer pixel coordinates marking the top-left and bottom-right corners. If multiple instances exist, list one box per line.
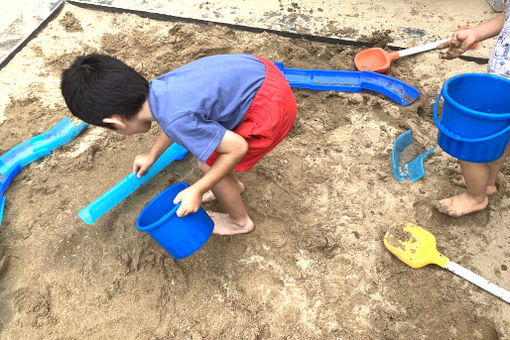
left=78, top=143, right=188, bottom=224
left=0, top=118, right=87, bottom=229
left=0, top=117, right=87, bottom=176
left=274, top=62, right=419, bottom=106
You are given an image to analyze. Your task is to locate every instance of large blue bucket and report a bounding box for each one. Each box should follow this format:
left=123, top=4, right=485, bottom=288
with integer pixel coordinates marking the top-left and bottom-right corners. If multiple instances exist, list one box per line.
left=136, top=182, right=214, bottom=259
left=434, top=73, right=510, bottom=162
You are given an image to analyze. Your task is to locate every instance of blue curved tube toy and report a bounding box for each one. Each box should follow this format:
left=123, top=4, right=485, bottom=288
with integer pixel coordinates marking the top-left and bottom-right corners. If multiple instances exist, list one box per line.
left=392, top=130, right=435, bottom=181
left=0, top=196, right=5, bottom=228
left=274, top=62, right=419, bottom=106
left=0, top=117, right=88, bottom=176
left=78, top=143, right=188, bottom=224
left=0, top=118, right=88, bottom=229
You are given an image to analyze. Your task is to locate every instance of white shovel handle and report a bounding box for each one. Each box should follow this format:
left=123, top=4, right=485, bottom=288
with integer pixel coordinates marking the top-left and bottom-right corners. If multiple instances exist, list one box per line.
left=398, top=38, right=451, bottom=58
left=446, top=261, right=510, bottom=303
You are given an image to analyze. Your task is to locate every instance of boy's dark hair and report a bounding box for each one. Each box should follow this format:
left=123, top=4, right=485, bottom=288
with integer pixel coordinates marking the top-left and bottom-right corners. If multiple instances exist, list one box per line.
left=61, top=54, right=148, bottom=128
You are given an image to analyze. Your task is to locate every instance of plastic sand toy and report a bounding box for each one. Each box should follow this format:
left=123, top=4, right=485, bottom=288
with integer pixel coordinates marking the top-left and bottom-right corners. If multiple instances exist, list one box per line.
left=136, top=182, right=214, bottom=259
left=355, top=38, right=450, bottom=73
left=384, top=222, right=510, bottom=303
left=79, top=143, right=188, bottom=224
left=434, top=73, right=510, bottom=163
left=274, top=62, right=419, bottom=106
left=392, top=130, right=435, bottom=181
left=0, top=118, right=87, bottom=229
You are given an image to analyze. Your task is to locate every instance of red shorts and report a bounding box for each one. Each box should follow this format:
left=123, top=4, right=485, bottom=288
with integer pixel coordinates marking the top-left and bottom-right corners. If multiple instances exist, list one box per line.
left=205, top=55, right=297, bottom=172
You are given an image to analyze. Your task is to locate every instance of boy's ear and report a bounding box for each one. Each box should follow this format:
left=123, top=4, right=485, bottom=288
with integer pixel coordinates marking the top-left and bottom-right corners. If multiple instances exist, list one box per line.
left=102, top=115, right=126, bottom=130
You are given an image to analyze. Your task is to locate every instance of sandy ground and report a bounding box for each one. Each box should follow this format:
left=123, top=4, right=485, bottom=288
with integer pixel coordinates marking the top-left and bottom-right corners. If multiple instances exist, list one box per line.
left=0, top=3, right=509, bottom=339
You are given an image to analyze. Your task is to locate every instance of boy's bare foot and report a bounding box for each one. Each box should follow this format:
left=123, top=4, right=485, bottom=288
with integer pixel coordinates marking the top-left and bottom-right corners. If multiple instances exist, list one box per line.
left=208, top=211, right=254, bottom=235
left=433, top=192, right=488, bottom=217
left=202, top=181, right=245, bottom=203
left=452, top=176, right=497, bottom=195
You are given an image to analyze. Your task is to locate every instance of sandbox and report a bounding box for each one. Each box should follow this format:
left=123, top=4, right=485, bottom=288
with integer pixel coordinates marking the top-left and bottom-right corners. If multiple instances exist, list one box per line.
left=0, top=3, right=509, bottom=339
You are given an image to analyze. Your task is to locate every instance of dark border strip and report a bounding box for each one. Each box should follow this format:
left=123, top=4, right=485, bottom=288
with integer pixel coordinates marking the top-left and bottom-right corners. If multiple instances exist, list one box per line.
left=0, top=1, right=65, bottom=70
left=67, top=0, right=372, bottom=47
left=0, top=0, right=489, bottom=72
left=67, top=0, right=489, bottom=65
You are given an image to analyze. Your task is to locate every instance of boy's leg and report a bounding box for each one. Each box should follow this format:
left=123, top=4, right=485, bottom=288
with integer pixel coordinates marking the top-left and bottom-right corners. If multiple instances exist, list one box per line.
left=436, top=160, right=489, bottom=216
left=197, top=161, right=244, bottom=202
left=208, top=172, right=254, bottom=235
left=196, top=161, right=254, bottom=235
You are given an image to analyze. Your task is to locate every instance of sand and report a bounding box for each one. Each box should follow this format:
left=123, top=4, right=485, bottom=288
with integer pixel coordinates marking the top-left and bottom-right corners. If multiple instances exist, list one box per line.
left=0, top=3, right=509, bottom=339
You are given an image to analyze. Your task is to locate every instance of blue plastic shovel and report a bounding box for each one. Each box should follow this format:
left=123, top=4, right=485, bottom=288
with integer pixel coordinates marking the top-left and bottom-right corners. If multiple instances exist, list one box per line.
left=392, top=130, right=435, bottom=181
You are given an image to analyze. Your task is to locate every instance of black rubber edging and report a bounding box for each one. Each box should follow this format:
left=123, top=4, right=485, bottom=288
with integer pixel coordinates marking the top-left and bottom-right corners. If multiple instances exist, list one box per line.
left=0, top=0, right=488, bottom=73
left=0, top=1, right=66, bottom=71
left=66, top=0, right=489, bottom=65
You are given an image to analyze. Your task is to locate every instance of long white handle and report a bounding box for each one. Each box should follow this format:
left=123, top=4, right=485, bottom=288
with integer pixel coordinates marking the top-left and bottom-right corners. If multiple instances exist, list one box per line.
left=398, top=38, right=451, bottom=58
left=446, top=261, right=510, bottom=303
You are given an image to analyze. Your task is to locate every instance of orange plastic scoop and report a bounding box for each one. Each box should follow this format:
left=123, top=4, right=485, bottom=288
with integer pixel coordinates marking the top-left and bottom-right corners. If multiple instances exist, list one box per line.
left=356, top=26, right=476, bottom=73
left=355, top=38, right=450, bottom=73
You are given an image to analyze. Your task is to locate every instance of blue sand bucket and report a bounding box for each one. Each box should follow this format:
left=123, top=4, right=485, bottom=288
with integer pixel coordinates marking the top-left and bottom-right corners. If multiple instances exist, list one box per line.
left=434, top=97, right=510, bottom=163
left=136, top=182, right=214, bottom=259
left=434, top=73, right=510, bottom=162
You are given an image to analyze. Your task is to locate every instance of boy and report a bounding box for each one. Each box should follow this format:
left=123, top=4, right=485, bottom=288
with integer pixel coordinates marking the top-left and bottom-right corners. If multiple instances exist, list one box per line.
left=61, top=54, right=297, bottom=235
left=435, top=2, right=510, bottom=216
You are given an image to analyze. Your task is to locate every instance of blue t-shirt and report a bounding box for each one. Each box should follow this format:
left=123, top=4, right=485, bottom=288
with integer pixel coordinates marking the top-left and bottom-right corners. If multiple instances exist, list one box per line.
left=148, top=54, right=266, bottom=163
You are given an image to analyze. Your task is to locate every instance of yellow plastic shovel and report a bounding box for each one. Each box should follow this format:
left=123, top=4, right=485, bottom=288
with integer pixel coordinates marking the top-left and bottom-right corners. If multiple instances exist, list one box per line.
left=384, top=222, right=510, bottom=303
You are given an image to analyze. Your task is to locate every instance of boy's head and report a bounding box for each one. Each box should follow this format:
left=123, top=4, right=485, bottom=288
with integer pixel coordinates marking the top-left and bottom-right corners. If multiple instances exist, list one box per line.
left=61, top=54, right=149, bottom=129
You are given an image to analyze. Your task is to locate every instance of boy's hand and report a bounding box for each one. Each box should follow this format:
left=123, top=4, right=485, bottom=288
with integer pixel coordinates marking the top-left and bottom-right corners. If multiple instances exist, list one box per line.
left=133, top=153, right=156, bottom=178
left=439, top=28, right=477, bottom=59
left=173, top=185, right=203, bottom=217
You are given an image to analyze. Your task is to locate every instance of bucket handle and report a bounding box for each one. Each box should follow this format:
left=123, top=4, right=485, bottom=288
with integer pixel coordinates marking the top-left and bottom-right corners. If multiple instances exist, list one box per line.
left=137, top=201, right=181, bottom=232
left=434, top=96, right=510, bottom=142
left=433, top=91, right=445, bottom=124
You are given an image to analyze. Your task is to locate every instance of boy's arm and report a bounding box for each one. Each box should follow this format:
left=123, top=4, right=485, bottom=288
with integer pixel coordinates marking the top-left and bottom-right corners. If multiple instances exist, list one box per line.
left=440, top=13, right=505, bottom=59
left=148, top=130, right=174, bottom=159
left=133, top=131, right=173, bottom=177
left=173, top=130, right=248, bottom=217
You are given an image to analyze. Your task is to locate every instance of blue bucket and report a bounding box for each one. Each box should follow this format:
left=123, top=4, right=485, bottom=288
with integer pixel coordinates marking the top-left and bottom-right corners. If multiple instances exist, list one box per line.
left=136, top=182, right=214, bottom=259
left=436, top=73, right=510, bottom=138
left=434, top=73, right=510, bottom=163
left=434, top=96, right=510, bottom=163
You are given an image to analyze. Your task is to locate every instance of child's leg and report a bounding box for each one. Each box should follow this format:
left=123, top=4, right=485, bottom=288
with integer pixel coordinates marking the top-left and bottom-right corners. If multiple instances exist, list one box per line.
left=452, top=145, right=509, bottom=194
left=197, top=161, right=254, bottom=235
left=198, top=161, right=244, bottom=202
left=436, top=160, right=489, bottom=216
left=487, top=145, right=510, bottom=188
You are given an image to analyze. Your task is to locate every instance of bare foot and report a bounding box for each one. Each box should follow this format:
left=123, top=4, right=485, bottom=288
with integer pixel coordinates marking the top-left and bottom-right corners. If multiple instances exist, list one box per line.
left=433, top=192, right=488, bottom=217
left=208, top=211, right=254, bottom=235
left=202, top=181, right=245, bottom=203
left=452, top=176, right=497, bottom=195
